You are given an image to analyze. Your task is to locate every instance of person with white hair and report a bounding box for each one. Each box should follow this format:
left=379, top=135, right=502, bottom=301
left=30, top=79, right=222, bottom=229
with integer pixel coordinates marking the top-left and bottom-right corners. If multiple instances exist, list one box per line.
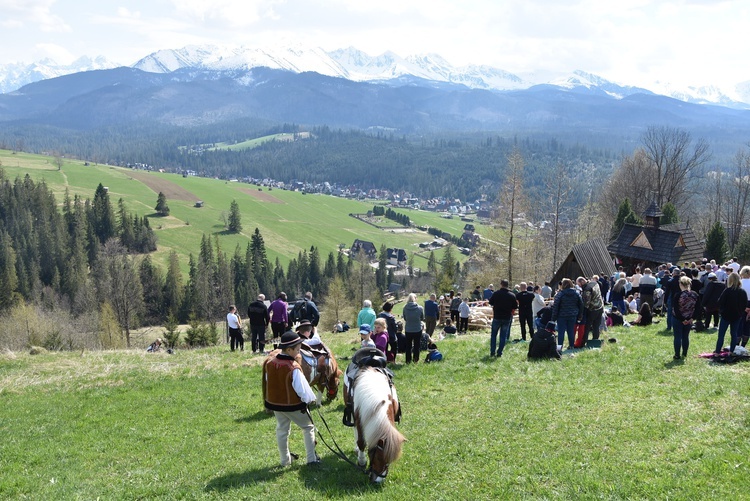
left=357, top=299, right=376, bottom=328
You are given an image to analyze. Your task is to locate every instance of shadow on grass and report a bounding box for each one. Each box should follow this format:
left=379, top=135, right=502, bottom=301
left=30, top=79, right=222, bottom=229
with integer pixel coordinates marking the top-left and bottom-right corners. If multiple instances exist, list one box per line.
left=204, top=465, right=284, bottom=492
left=297, top=457, right=377, bottom=493
left=235, top=410, right=274, bottom=423
left=663, top=358, right=685, bottom=369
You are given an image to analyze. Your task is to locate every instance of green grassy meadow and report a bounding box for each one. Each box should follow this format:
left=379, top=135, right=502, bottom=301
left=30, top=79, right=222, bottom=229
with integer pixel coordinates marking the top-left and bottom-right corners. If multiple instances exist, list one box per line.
left=2, top=319, right=749, bottom=499
left=0, top=149, right=478, bottom=272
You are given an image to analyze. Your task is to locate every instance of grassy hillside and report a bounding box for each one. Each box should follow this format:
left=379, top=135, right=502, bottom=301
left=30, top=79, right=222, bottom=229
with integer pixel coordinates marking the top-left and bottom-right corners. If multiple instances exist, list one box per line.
left=2, top=321, right=748, bottom=499
left=0, top=149, right=484, bottom=272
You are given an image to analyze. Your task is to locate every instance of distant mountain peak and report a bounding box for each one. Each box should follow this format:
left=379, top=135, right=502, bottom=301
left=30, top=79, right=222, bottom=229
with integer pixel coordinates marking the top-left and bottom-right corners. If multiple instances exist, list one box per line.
left=2, top=44, right=750, bottom=109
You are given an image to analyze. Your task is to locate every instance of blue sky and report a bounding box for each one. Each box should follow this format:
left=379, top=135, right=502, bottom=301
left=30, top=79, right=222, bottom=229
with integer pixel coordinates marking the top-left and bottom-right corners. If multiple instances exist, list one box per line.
left=1, top=0, right=747, bottom=88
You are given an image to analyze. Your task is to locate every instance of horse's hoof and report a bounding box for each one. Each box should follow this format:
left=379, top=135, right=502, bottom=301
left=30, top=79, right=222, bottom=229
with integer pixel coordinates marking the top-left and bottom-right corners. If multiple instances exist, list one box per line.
left=358, top=460, right=367, bottom=468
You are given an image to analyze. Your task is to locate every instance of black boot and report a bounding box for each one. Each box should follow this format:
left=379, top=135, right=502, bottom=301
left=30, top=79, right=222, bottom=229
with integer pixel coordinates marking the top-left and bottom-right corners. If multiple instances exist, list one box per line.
left=342, top=404, right=354, bottom=427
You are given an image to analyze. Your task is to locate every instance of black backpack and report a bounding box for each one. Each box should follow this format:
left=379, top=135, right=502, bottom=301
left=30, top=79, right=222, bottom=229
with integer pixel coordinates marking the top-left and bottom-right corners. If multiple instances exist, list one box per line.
left=292, top=300, right=309, bottom=323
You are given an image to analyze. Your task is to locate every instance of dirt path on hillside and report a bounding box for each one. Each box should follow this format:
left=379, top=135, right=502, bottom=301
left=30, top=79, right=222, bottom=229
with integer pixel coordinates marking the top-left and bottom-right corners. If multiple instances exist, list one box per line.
left=238, top=187, right=285, bottom=203
left=126, top=170, right=198, bottom=202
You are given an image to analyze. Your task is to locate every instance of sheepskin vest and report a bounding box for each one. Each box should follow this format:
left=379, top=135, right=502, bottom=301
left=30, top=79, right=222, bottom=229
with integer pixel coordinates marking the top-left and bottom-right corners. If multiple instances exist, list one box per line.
left=264, top=355, right=305, bottom=412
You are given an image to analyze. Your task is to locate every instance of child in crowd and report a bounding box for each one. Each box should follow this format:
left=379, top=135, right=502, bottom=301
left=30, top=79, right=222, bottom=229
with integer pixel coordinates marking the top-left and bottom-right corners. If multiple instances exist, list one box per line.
left=441, top=319, right=457, bottom=339
left=425, top=342, right=443, bottom=362
left=370, top=318, right=389, bottom=353
left=359, top=324, right=375, bottom=348
left=458, top=296, right=471, bottom=333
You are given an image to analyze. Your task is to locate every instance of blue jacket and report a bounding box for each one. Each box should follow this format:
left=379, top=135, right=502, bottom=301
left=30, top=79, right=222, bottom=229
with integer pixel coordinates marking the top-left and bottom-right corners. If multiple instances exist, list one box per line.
left=424, top=300, right=440, bottom=319
left=551, top=288, right=583, bottom=321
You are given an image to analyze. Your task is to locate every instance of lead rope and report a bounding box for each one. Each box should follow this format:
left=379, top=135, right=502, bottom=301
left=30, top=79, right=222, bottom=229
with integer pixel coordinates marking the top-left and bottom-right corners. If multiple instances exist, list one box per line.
left=307, top=406, right=368, bottom=474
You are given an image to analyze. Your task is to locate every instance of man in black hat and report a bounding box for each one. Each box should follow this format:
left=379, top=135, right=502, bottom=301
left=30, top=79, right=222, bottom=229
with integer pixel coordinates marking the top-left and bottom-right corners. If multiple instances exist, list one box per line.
left=263, top=331, right=320, bottom=466
left=296, top=319, right=323, bottom=349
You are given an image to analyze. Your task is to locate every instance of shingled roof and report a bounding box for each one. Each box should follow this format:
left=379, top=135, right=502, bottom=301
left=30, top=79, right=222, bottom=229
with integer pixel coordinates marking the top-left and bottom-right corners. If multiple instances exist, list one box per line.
left=607, top=222, right=703, bottom=265
left=551, top=238, right=617, bottom=286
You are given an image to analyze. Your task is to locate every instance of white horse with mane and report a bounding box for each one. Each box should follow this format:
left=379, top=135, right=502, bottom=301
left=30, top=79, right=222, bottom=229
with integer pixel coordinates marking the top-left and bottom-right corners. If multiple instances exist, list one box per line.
left=352, top=367, right=406, bottom=483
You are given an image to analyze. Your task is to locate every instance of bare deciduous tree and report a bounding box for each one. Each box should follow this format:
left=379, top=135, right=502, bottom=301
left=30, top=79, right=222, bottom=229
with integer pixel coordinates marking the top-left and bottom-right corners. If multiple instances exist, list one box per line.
left=498, top=147, right=528, bottom=284
left=96, top=239, right=143, bottom=348
left=641, top=125, right=710, bottom=211
left=723, top=146, right=750, bottom=250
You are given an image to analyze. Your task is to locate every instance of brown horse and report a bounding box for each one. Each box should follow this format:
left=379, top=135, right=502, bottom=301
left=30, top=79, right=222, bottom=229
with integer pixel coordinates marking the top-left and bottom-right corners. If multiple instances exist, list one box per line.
left=351, top=367, right=405, bottom=483
left=263, top=345, right=341, bottom=403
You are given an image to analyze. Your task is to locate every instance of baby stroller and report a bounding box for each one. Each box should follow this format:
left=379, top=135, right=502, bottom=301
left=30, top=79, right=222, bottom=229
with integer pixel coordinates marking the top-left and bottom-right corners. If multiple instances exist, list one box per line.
left=652, top=288, right=665, bottom=317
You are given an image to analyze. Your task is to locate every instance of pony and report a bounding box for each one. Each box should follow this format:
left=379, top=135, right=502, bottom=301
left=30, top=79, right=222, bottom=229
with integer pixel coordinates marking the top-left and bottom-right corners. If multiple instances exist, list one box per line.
left=352, top=367, right=406, bottom=483
left=263, top=345, right=341, bottom=403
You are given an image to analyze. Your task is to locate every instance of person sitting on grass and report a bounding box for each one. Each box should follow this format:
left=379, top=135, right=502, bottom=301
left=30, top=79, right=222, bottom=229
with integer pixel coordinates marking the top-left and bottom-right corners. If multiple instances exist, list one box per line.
left=440, top=319, right=457, bottom=339
left=424, top=342, right=443, bottom=362
left=631, top=302, right=653, bottom=326
left=147, top=338, right=162, bottom=352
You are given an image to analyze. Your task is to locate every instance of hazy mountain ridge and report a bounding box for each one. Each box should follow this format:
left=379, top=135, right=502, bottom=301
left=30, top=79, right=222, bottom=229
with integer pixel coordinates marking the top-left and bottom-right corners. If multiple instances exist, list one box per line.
left=2, top=44, right=750, bottom=109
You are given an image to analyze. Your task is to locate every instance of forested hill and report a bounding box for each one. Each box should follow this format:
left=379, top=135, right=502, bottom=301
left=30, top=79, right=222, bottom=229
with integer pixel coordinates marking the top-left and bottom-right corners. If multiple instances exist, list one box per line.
left=0, top=123, right=615, bottom=203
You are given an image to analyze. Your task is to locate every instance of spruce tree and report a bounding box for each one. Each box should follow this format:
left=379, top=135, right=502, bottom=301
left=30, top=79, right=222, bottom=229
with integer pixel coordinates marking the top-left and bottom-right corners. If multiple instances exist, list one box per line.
left=155, top=192, right=170, bottom=216
left=705, top=221, right=729, bottom=263
left=228, top=199, right=242, bottom=233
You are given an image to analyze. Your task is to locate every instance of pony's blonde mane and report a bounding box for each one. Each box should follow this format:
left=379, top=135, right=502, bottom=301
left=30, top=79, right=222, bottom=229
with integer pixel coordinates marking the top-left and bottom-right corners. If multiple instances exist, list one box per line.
left=353, top=368, right=405, bottom=463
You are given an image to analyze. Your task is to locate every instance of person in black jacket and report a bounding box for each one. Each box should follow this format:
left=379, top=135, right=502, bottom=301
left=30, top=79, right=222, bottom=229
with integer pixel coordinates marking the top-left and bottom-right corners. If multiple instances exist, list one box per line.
left=488, top=279, right=518, bottom=357
left=516, top=282, right=535, bottom=341
left=528, top=322, right=561, bottom=360
left=715, top=272, right=748, bottom=353
left=702, top=273, right=726, bottom=329
left=247, top=294, right=270, bottom=353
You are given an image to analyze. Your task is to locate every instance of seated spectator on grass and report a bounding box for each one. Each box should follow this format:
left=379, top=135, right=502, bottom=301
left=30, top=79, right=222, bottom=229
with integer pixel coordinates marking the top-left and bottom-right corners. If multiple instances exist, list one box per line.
left=424, top=342, right=443, bottom=362
left=631, top=303, right=653, bottom=326
left=608, top=307, right=625, bottom=326
left=441, top=319, right=457, bottom=339
left=147, top=338, right=163, bottom=352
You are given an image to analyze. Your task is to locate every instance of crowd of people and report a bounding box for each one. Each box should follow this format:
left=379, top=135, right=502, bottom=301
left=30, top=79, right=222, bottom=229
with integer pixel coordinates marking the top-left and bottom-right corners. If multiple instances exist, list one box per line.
left=253, top=256, right=750, bottom=469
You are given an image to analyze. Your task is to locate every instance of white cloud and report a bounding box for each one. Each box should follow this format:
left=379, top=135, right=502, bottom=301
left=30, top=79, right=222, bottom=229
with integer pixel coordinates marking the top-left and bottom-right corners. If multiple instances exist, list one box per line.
left=0, top=0, right=70, bottom=32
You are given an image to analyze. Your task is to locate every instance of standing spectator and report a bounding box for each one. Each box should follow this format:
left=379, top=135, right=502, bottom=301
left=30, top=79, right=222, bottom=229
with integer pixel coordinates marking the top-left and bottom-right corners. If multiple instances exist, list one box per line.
left=541, top=282, right=553, bottom=300
left=488, top=279, right=518, bottom=358
left=665, top=269, right=683, bottom=331
left=630, top=267, right=643, bottom=295
left=672, top=276, right=698, bottom=360
left=378, top=302, right=399, bottom=361
left=263, top=331, right=319, bottom=466
left=294, top=292, right=320, bottom=327
left=371, top=318, right=389, bottom=353
left=715, top=272, right=748, bottom=353
left=531, top=285, right=546, bottom=320
left=516, top=282, right=535, bottom=341
left=639, top=268, right=658, bottom=309
left=610, top=273, right=628, bottom=315
left=449, top=293, right=463, bottom=326
left=357, top=300, right=376, bottom=328
left=483, top=284, right=495, bottom=301
left=729, top=257, right=741, bottom=274
left=227, top=305, right=244, bottom=352
left=269, top=292, right=289, bottom=342
left=471, top=285, right=483, bottom=301
left=402, top=293, right=425, bottom=363
left=580, top=275, right=604, bottom=342
left=551, top=278, right=583, bottom=350
left=702, top=273, right=725, bottom=329
left=424, top=294, right=440, bottom=336
left=458, top=296, right=471, bottom=333
left=247, top=294, right=270, bottom=354
left=598, top=273, right=610, bottom=304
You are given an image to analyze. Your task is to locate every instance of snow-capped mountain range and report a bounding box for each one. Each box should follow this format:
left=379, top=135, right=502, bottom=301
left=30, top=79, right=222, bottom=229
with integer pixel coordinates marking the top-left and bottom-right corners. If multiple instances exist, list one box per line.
left=2, top=44, right=750, bottom=108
